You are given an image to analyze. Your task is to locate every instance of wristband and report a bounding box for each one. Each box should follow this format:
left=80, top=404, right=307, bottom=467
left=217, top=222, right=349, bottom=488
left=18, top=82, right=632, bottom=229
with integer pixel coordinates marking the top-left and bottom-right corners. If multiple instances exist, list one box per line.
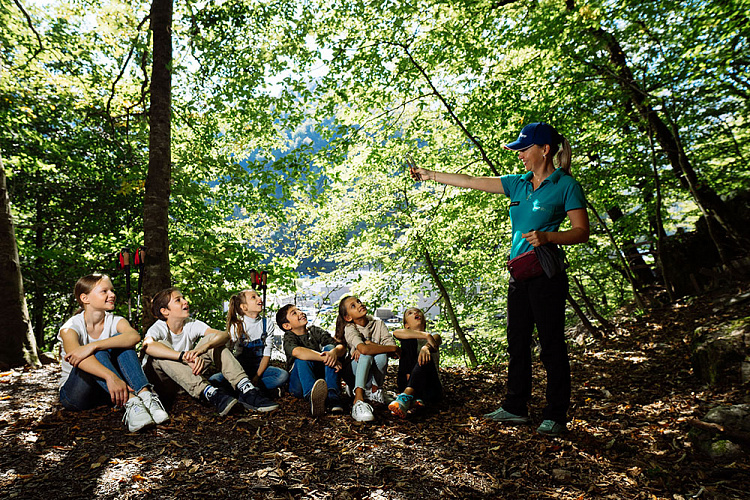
left=178, top=351, right=185, bottom=363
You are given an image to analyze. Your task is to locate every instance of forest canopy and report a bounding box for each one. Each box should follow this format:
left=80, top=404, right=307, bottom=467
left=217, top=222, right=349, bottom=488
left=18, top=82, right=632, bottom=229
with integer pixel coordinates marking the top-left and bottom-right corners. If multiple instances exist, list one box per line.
left=2, top=0, right=749, bottom=364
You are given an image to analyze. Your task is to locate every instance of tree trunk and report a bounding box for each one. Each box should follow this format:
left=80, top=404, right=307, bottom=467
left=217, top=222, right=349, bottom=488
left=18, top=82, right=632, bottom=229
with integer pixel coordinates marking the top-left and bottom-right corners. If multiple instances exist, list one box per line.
left=142, top=0, right=173, bottom=322
left=648, top=131, right=677, bottom=302
left=0, top=154, right=40, bottom=369
left=587, top=25, right=746, bottom=262
left=588, top=201, right=646, bottom=309
left=422, top=247, right=478, bottom=367
left=566, top=292, right=601, bottom=339
left=570, top=275, right=614, bottom=332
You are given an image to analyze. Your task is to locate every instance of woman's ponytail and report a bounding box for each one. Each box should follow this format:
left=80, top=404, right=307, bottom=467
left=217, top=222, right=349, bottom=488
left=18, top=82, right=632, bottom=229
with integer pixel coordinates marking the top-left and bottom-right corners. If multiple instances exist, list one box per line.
left=554, top=135, right=572, bottom=175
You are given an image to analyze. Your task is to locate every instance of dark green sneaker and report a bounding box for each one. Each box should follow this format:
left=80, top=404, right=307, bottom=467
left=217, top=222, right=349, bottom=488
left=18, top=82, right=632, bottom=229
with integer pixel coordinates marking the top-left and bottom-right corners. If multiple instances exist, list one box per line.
left=537, top=419, right=566, bottom=436
left=483, top=407, right=530, bottom=424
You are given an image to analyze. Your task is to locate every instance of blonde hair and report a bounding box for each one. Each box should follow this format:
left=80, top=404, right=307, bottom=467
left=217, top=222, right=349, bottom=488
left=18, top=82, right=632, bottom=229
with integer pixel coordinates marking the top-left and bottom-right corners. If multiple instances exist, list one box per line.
left=403, top=307, right=427, bottom=331
left=552, top=135, right=572, bottom=175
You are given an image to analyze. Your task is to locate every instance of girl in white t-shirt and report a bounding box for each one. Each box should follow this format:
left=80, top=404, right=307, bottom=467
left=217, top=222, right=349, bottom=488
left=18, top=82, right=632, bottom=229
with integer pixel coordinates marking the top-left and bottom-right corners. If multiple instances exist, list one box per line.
left=58, top=274, right=168, bottom=432
left=213, top=290, right=289, bottom=394
left=142, top=287, right=278, bottom=415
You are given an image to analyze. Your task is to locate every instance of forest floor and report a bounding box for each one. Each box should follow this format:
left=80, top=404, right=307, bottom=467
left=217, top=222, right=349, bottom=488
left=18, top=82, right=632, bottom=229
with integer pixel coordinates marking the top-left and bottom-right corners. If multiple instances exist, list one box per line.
left=1, top=286, right=749, bottom=499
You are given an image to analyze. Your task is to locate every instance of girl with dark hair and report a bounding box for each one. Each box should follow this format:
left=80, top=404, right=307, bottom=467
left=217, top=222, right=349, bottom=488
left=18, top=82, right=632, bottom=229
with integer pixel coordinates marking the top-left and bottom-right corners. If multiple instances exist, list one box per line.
left=409, top=122, right=590, bottom=436
left=142, top=288, right=278, bottom=415
left=335, top=296, right=400, bottom=422
left=58, top=274, right=168, bottom=432
left=389, top=307, right=442, bottom=418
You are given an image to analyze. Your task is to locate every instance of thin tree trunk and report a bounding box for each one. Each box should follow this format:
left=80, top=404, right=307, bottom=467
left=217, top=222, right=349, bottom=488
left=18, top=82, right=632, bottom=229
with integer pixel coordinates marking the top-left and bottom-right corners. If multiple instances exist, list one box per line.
left=647, top=131, right=676, bottom=302
left=142, top=0, right=173, bottom=322
left=571, top=275, right=614, bottom=332
left=588, top=201, right=646, bottom=309
left=422, top=247, right=478, bottom=367
left=0, top=154, right=40, bottom=369
left=566, top=292, right=601, bottom=339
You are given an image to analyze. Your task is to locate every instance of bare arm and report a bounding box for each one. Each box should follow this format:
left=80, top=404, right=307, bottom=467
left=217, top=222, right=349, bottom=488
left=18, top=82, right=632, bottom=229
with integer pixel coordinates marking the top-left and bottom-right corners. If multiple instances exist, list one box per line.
left=522, top=208, right=590, bottom=247
left=143, top=336, right=182, bottom=360
left=185, top=329, right=229, bottom=360
left=61, top=329, right=130, bottom=406
left=356, top=342, right=401, bottom=357
left=408, top=159, right=504, bottom=194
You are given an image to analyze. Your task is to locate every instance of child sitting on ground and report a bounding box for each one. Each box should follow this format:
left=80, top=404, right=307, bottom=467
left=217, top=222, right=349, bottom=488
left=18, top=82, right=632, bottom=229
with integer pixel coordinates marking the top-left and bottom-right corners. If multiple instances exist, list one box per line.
left=389, top=307, right=442, bottom=418
left=210, top=289, right=289, bottom=397
left=142, top=287, right=278, bottom=415
left=277, top=304, right=346, bottom=416
left=335, top=296, right=400, bottom=422
left=58, top=273, right=169, bottom=432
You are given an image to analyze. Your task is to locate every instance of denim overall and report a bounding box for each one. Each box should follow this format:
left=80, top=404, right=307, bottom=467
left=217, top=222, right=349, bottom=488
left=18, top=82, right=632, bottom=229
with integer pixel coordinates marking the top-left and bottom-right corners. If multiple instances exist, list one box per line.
left=235, top=318, right=268, bottom=386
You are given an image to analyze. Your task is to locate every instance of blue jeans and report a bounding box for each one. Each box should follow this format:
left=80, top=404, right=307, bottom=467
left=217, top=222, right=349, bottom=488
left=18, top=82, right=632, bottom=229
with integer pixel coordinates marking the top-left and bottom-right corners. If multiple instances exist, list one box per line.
left=209, top=365, right=289, bottom=391
left=288, top=345, right=340, bottom=399
left=59, top=348, right=150, bottom=411
left=351, top=353, right=388, bottom=391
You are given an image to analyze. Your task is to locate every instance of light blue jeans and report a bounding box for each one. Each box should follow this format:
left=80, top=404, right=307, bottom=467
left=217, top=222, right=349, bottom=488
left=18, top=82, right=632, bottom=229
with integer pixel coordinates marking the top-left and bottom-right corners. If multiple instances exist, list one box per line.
left=351, top=353, right=388, bottom=391
left=59, top=347, right=150, bottom=411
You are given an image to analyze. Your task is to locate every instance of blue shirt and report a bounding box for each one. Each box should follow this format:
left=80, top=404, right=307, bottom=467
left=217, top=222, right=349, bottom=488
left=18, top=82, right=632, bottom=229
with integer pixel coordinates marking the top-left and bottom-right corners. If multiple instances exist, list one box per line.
left=501, top=169, right=587, bottom=260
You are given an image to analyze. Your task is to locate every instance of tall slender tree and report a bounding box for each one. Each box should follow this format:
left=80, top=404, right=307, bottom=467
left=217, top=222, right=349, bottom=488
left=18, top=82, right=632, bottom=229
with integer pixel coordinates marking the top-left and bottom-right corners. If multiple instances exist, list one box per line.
left=142, top=0, right=173, bottom=315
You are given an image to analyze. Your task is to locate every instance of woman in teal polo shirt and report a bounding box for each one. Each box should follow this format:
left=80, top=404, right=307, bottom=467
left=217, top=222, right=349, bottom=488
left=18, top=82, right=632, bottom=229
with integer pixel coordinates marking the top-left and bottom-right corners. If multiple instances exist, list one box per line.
left=409, top=122, right=589, bottom=436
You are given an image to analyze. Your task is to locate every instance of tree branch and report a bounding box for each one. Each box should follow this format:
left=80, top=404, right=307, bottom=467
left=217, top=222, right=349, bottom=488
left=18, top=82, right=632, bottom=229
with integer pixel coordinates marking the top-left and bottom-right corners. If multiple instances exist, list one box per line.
left=12, top=0, right=44, bottom=67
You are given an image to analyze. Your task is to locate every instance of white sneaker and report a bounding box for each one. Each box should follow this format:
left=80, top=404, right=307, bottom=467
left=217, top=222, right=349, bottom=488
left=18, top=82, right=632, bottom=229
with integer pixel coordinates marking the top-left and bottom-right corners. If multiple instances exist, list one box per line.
left=138, top=391, right=169, bottom=425
left=367, top=388, right=386, bottom=404
left=123, top=397, right=156, bottom=432
left=351, top=400, right=375, bottom=422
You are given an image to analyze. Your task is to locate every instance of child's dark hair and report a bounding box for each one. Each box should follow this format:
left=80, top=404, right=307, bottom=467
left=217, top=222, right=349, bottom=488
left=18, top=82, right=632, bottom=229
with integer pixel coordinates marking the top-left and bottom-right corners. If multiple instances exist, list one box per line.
left=73, top=273, right=109, bottom=315
left=276, top=304, right=295, bottom=331
left=334, top=296, right=356, bottom=344
left=226, top=290, right=251, bottom=340
left=151, top=287, right=180, bottom=321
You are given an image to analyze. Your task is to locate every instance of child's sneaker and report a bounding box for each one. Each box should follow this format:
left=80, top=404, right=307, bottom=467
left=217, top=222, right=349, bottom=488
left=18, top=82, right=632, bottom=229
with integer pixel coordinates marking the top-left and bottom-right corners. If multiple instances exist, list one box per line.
left=239, top=388, right=279, bottom=412
left=206, top=387, right=239, bottom=416
left=367, top=388, right=386, bottom=404
left=123, top=397, right=156, bottom=432
left=351, top=400, right=375, bottom=422
left=327, top=390, right=344, bottom=414
left=309, top=379, right=327, bottom=417
left=388, top=393, right=414, bottom=418
left=138, top=391, right=169, bottom=424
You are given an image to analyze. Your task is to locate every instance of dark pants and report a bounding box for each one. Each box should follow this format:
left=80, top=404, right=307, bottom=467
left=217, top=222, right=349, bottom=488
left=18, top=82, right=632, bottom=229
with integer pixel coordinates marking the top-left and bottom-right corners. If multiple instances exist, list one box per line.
left=502, top=271, right=570, bottom=423
left=397, top=339, right=442, bottom=404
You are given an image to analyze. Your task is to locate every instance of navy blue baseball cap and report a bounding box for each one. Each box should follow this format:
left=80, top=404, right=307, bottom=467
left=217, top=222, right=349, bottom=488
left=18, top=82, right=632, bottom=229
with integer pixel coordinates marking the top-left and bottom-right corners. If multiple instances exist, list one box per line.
left=504, top=122, right=559, bottom=150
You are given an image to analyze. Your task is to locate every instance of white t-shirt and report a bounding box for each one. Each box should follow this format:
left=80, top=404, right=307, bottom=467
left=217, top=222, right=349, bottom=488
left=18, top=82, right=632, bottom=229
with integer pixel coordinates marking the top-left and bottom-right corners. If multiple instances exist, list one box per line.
left=145, top=318, right=210, bottom=352
left=229, top=316, right=275, bottom=357
left=57, top=311, right=125, bottom=389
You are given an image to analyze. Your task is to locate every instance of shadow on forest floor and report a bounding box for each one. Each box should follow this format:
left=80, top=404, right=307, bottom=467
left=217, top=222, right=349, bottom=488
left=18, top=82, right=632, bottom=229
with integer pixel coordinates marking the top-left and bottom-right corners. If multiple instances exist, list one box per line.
left=1, top=285, right=749, bottom=499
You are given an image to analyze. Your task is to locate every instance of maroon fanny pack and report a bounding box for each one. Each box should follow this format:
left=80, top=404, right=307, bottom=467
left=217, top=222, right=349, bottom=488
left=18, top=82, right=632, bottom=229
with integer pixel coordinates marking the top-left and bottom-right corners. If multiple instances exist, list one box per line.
left=507, top=250, right=544, bottom=281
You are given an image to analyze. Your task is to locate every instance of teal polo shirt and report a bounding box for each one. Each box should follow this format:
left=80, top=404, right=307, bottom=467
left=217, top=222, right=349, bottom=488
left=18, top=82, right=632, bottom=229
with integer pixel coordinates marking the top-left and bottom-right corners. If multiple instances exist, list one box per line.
left=500, top=168, right=587, bottom=260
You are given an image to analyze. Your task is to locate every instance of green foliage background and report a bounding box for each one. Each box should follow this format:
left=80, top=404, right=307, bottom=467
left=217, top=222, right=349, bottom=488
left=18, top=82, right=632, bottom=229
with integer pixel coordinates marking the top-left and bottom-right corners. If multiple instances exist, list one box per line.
left=3, top=0, right=749, bottom=364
